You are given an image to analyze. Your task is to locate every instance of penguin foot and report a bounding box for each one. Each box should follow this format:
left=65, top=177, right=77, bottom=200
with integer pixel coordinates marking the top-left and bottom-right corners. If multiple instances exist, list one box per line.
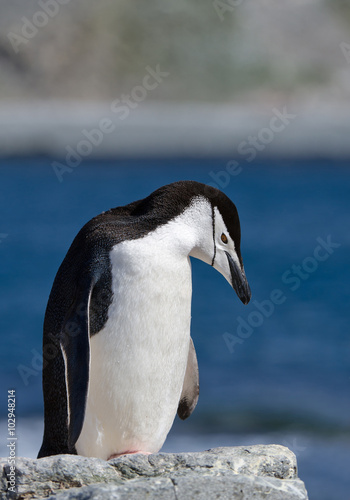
left=108, top=450, right=151, bottom=460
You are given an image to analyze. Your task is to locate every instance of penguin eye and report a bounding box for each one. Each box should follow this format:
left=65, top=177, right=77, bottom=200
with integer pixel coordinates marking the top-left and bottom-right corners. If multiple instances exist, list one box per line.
left=221, top=233, right=228, bottom=244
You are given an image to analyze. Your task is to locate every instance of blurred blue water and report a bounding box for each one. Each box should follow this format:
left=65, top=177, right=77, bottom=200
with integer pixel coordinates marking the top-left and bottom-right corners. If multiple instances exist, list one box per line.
left=0, top=158, right=349, bottom=499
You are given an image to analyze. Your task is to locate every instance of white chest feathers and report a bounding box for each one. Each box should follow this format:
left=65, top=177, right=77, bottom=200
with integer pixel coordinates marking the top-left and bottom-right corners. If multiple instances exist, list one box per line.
left=76, top=219, right=198, bottom=459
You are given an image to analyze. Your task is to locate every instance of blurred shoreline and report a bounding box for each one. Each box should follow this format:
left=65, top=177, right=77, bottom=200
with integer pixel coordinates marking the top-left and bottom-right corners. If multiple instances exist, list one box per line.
left=1, top=100, right=350, bottom=160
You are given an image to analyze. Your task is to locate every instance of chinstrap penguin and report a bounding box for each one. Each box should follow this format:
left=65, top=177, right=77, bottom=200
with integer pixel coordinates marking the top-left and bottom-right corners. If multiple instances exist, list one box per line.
left=38, top=180, right=251, bottom=460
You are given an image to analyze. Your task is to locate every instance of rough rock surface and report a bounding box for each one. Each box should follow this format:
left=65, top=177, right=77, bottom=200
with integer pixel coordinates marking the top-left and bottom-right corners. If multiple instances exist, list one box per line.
left=0, top=445, right=309, bottom=500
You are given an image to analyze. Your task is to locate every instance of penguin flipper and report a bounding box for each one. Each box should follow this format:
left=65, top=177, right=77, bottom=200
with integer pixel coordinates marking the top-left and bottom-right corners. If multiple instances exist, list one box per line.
left=60, top=282, right=92, bottom=450
left=177, top=337, right=200, bottom=420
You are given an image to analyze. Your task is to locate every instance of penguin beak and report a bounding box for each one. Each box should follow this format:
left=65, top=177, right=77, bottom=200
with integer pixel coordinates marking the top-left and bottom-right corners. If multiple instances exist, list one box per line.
left=225, top=251, right=251, bottom=305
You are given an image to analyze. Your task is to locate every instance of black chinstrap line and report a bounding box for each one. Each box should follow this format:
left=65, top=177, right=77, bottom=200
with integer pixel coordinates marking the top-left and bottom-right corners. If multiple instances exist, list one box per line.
left=211, top=205, right=216, bottom=266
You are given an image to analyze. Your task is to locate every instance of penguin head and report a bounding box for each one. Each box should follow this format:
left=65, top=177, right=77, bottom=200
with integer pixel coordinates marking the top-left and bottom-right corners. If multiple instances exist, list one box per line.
left=186, top=184, right=251, bottom=305
left=133, top=180, right=251, bottom=305
left=209, top=202, right=251, bottom=305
